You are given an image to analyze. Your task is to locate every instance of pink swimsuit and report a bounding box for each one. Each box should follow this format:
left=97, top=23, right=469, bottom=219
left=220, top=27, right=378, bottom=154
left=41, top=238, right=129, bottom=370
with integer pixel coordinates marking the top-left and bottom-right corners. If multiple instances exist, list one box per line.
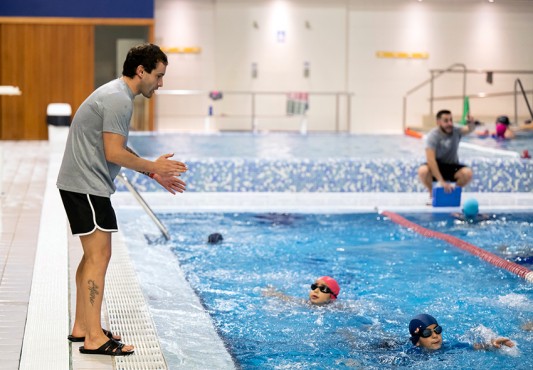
left=495, top=123, right=507, bottom=139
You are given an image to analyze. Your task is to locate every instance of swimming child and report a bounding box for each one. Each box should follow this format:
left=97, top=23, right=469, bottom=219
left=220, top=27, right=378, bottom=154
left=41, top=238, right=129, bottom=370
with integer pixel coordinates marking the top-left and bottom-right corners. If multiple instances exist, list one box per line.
left=476, top=115, right=515, bottom=139
left=263, top=276, right=341, bottom=306
left=309, top=276, right=340, bottom=305
left=409, top=313, right=515, bottom=351
left=494, top=115, right=514, bottom=139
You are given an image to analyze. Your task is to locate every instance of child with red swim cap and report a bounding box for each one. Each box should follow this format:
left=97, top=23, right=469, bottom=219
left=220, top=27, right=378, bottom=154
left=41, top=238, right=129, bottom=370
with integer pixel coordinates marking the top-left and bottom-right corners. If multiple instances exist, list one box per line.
left=309, top=276, right=340, bottom=305
left=263, top=275, right=340, bottom=306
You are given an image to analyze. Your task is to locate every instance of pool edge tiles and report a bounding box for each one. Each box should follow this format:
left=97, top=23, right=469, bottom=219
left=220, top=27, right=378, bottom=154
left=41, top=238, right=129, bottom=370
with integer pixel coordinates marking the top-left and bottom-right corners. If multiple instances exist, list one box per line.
left=118, top=157, right=532, bottom=193
left=115, top=210, right=236, bottom=370
left=112, top=192, right=533, bottom=214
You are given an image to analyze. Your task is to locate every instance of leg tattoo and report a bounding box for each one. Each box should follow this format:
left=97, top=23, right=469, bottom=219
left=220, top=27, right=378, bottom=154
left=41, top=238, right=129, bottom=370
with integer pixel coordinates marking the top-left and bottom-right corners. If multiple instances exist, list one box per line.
left=88, top=280, right=99, bottom=306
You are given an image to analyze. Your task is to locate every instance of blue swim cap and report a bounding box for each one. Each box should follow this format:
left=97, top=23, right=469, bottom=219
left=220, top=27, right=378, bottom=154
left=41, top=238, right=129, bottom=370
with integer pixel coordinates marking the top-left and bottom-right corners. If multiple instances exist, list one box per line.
left=463, top=198, right=479, bottom=219
left=409, top=314, right=438, bottom=345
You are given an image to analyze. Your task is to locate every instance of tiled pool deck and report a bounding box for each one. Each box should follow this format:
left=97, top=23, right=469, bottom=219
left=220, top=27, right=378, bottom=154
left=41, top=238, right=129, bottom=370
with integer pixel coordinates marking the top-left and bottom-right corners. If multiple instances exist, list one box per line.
left=1, top=132, right=532, bottom=369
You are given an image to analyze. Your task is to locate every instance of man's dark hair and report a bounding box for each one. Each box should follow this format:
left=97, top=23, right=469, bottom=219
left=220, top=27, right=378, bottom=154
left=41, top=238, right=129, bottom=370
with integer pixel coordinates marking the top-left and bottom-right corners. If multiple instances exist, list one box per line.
left=122, top=44, right=168, bottom=78
left=436, top=109, right=451, bottom=120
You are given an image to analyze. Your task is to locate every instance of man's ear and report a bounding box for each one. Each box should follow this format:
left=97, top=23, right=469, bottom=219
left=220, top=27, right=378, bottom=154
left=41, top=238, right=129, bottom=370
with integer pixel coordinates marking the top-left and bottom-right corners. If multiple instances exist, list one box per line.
left=136, top=65, right=144, bottom=78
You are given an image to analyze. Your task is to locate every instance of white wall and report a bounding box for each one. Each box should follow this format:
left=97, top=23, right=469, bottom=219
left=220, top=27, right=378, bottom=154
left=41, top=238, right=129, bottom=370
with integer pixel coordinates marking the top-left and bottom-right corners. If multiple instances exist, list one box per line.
left=155, top=0, right=533, bottom=133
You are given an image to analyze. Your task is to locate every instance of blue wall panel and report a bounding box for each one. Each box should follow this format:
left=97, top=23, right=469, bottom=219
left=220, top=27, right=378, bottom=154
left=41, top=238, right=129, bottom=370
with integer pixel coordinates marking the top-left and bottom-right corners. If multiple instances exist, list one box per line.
left=0, top=0, right=153, bottom=18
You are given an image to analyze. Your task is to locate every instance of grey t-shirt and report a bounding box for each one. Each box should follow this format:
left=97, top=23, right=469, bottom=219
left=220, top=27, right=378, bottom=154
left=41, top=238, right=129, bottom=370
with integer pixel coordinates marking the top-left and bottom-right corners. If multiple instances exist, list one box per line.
left=424, top=125, right=463, bottom=164
left=57, top=78, right=135, bottom=197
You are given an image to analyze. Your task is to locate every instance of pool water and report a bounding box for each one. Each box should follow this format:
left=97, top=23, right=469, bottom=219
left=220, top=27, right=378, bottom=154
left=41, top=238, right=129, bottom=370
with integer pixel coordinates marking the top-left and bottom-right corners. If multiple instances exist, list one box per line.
left=401, top=213, right=533, bottom=268
left=129, top=132, right=517, bottom=160
left=463, top=131, right=533, bottom=155
left=120, top=211, right=533, bottom=370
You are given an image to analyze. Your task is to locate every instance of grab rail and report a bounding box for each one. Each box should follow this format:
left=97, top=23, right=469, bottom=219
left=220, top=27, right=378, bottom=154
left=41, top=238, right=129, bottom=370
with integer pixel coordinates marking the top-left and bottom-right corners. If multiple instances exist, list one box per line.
left=514, top=78, right=533, bottom=124
left=403, top=66, right=533, bottom=130
left=156, top=89, right=353, bottom=132
left=402, top=63, right=467, bottom=130
left=117, top=173, right=170, bottom=241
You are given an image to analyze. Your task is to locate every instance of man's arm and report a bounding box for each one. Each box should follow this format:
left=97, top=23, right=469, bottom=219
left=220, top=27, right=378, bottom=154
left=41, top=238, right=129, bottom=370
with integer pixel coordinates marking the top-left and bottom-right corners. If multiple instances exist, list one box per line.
left=103, top=132, right=187, bottom=177
left=125, top=146, right=153, bottom=177
left=426, top=148, right=454, bottom=192
left=460, top=116, right=476, bottom=135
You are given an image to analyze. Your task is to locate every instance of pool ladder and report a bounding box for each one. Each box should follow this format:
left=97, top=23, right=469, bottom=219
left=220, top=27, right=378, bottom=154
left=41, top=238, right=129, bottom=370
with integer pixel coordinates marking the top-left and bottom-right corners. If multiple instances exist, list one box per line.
left=117, top=172, right=171, bottom=240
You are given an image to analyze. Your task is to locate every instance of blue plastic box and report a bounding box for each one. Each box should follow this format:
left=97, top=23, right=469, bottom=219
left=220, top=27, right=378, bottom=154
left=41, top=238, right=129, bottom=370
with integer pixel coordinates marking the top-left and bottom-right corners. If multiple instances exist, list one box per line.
left=432, top=185, right=462, bottom=207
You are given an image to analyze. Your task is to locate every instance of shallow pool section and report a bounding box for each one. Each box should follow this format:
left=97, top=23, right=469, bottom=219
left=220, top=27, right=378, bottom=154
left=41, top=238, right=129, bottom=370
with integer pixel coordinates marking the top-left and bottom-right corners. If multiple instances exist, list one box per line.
left=122, top=133, right=532, bottom=192
left=120, top=210, right=533, bottom=370
left=129, top=133, right=426, bottom=160
left=464, top=130, right=533, bottom=155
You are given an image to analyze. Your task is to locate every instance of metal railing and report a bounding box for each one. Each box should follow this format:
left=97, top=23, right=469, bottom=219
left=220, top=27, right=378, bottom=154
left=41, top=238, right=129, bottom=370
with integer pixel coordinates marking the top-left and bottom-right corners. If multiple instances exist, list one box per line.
left=117, top=173, right=170, bottom=241
left=403, top=65, right=533, bottom=130
left=156, top=90, right=353, bottom=132
left=402, top=63, right=467, bottom=130
left=514, top=78, right=533, bottom=124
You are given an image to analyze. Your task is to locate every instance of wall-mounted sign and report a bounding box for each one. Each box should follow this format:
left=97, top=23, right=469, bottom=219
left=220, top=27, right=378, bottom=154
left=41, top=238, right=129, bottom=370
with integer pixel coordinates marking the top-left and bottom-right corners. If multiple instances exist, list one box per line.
left=376, top=51, right=429, bottom=59
left=161, top=47, right=202, bottom=54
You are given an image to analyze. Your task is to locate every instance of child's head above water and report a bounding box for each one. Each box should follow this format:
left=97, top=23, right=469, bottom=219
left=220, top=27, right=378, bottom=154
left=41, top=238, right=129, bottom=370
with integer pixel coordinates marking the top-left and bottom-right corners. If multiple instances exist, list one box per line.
left=409, top=314, right=443, bottom=350
left=309, top=276, right=340, bottom=305
left=496, top=115, right=511, bottom=126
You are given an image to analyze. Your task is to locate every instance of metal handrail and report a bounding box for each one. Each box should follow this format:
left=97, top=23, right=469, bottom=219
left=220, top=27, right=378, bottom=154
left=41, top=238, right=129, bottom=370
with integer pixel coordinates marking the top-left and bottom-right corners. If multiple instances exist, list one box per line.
left=117, top=173, right=170, bottom=241
left=402, top=63, right=467, bottom=130
left=431, top=90, right=533, bottom=101
left=514, top=78, right=533, bottom=124
left=156, top=89, right=353, bottom=132
left=403, top=65, right=533, bottom=130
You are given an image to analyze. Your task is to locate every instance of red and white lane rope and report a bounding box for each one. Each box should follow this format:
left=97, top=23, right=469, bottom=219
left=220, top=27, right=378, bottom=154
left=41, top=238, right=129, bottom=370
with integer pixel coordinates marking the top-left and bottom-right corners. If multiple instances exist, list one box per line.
left=381, top=211, right=533, bottom=283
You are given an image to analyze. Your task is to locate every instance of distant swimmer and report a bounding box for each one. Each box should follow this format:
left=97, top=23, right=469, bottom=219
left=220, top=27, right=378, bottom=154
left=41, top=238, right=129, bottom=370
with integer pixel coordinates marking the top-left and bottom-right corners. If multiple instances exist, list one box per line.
left=207, top=232, right=224, bottom=244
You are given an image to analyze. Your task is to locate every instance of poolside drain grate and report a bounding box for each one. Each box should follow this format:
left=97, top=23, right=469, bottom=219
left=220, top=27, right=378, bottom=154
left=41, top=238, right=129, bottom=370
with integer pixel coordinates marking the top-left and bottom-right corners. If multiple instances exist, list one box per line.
left=105, top=233, right=168, bottom=369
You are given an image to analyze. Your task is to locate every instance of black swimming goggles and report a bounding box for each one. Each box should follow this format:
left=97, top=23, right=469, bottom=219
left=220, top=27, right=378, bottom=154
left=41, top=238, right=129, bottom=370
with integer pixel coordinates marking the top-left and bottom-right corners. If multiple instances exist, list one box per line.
left=310, top=283, right=337, bottom=298
left=420, top=325, right=443, bottom=338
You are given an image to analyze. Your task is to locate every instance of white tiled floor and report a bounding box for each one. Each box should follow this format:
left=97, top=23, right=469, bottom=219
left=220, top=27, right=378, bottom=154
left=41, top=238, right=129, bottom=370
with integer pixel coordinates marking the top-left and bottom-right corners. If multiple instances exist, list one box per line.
left=0, top=141, right=49, bottom=370
left=1, top=137, right=532, bottom=370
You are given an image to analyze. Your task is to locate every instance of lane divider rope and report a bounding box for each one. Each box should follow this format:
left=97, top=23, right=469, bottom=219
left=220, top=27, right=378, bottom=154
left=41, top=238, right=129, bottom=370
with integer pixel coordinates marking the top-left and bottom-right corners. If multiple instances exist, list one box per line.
left=381, top=210, right=533, bottom=283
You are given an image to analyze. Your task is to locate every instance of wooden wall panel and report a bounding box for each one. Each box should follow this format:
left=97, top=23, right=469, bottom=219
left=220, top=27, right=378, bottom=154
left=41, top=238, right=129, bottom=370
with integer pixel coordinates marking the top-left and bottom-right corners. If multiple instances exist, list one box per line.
left=0, top=23, right=94, bottom=140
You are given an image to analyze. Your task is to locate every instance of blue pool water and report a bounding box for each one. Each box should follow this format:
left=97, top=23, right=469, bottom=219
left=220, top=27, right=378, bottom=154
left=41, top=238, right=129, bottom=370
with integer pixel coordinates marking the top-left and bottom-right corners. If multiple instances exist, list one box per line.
left=129, top=132, right=426, bottom=159
left=120, top=211, right=533, bottom=370
left=464, top=131, right=533, bottom=156
left=129, top=132, right=519, bottom=160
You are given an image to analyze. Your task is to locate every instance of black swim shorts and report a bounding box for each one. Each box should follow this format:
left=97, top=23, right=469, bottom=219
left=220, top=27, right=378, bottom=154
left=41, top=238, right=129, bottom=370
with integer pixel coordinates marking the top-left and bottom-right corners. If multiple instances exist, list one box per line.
left=59, top=190, right=118, bottom=236
left=433, top=161, right=467, bottom=182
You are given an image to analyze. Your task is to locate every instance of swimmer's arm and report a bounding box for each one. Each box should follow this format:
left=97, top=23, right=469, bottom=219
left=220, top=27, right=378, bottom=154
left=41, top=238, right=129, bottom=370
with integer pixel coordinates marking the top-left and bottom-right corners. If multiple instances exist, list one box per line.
left=473, top=337, right=515, bottom=350
left=103, top=132, right=187, bottom=178
left=262, top=286, right=301, bottom=303
left=514, top=123, right=533, bottom=131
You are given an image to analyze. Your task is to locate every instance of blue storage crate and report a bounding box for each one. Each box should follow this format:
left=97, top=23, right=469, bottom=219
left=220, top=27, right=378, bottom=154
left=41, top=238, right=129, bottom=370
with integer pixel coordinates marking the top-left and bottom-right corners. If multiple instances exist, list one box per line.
left=432, top=185, right=462, bottom=207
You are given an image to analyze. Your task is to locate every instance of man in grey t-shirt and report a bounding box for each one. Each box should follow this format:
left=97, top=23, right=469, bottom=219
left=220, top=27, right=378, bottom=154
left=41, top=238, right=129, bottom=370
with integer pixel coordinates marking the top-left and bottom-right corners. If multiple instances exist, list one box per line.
left=418, top=109, right=475, bottom=198
left=57, top=44, right=187, bottom=356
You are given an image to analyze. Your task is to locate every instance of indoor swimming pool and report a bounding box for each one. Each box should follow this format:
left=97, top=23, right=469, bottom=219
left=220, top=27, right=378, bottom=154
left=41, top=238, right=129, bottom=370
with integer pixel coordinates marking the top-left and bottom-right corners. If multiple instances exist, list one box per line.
left=118, top=210, right=533, bottom=370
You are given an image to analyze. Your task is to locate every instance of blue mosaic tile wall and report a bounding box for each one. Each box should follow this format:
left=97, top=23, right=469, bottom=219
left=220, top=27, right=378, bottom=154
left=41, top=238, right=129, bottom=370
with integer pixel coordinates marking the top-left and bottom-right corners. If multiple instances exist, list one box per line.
left=116, top=157, right=532, bottom=193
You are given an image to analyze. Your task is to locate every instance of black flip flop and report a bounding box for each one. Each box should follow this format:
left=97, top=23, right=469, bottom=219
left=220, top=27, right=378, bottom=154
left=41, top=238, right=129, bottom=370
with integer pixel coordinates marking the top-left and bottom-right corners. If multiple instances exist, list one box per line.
left=79, top=338, right=134, bottom=356
left=68, top=329, right=119, bottom=342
